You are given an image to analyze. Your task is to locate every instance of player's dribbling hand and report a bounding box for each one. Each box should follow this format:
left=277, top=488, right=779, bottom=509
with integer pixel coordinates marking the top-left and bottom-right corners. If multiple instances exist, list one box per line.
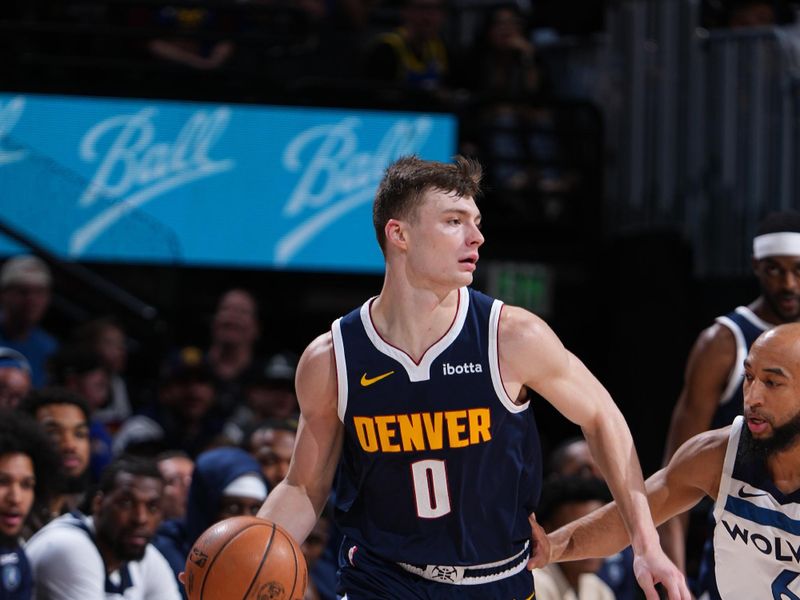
left=633, top=546, right=691, bottom=600
left=526, top=512, right=550, bottom=570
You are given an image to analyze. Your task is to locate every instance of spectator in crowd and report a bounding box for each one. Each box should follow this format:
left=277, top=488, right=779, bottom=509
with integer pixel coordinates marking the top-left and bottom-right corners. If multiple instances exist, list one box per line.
left=362, top=0, right=454, bottom=95
left=0, top=256, right=58, bottom=388
left=532, top=477, right=614, bottom=600
left=547, top=436, right=602, bottom=480
left=727, top=0, right=777, bottom=27
left=74, top=317, right=133, bottom=433
left=302, top=506, right=334, bottom=600
left=146, top=5, right=235, bottom=71
left=0, top=348, right=31, bottom=410
left=153, top=446, right=266, bottom=588
left=26, top=457, right=180, bottom=600
left=0, top=411, right=60, bottom=600
left=206, top=289, right=262, bottom=419
left=156, top=451, right=193, bottom=521
left=49, top=347, right=114, bottom=481
left=548, top=437, right=636, bottom=600
left=223, top=352, right=298, bottom=444
left=466, top=4, right=541, bottom=99
left=242, top=418, right=297, bottom=491
left=116, top=347, right=225, bottom=458
left=22, top=388, right=92, bottom=526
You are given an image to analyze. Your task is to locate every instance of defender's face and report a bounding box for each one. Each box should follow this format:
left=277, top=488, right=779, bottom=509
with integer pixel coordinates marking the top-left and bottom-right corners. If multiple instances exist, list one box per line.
left=743, top=335, right=800, bottom=439
left=403, top=189, right=484, bottom=290
left=753, top=255, right=800, bottom=322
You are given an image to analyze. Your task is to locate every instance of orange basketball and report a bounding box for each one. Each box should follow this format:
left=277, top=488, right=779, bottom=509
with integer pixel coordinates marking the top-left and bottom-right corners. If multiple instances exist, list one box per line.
left=184, top=516, right=307, bottom=600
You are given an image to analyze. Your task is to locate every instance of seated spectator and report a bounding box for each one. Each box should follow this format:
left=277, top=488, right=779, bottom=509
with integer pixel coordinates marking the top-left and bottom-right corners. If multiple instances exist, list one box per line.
left=0, top=411, right=60, bottom=600
left=362, top=0, right=454, bottom=95
left=0, top=256, right=58, bottom=388
left=49, top=347, right=114, bottom=480
left=0, top=348, right=32, bottom=409
left=206, top=289, right=262, bottom=419
left=153, top=447, right=266, bottom=587
left=74, top=317, right=133, bottom=433
left=548, top=437, right=635, bottom=600
left=21, top=389, right=92, bottom=526
left=303, top=506, right=333, bottom=600
left=533, top=477, right=614, bottom=600
left=26, top=457, right=180, bottom=600
left=242, top=418, right=297, bottom=491
left=223, top=352, right=299, bottom=444
left=547, top=436, right=602, bottom=481
left=156, top=451, right=193, bottom=521
left=116, top=347, right=225, bottom=458
left=147, top=5, right=235, bottom=71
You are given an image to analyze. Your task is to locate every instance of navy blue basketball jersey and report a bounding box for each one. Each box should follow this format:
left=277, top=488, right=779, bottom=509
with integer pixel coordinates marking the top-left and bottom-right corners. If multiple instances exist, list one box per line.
left=711, top=307, right=770, bottom=430
left=331, top=287, right=540, bottom=567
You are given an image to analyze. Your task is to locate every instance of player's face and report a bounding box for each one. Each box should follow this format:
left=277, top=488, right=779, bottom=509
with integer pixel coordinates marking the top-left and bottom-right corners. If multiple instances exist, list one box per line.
left=402, top=189, right=484, bottom=290
left=0, top=453, right=35, bottom=540
left=753, top=255, right=800, bottom=322
left=743, top=331, right=800, bottom=454
left=95, top=473, right=164, bottom=562
left=35, top=404, right=90, bottom=479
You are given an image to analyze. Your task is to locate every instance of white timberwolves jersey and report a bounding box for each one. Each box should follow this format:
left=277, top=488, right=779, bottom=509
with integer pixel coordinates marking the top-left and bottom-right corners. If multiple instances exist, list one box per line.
left=709, top=416, right=800, bottom=599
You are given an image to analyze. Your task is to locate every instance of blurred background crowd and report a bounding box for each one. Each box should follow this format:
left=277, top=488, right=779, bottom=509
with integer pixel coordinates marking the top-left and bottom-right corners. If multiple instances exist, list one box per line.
left=3, top=0, right=800, bottom=598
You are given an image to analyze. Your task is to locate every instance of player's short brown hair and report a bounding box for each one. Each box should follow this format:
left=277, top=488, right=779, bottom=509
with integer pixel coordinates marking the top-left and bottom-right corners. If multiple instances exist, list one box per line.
left=372, top=155, right=482, bottom=253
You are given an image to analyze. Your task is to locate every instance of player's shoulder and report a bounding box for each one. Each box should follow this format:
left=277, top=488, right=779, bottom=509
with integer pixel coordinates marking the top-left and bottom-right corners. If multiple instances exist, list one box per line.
left=295, top=332, right=338, bottom=413
left=26, top=517, right=99, bottom=565
left=683, top=424, right=731, bottom=456
left=668, top=425, right=730, bottom=490
left=691, top=320, right=738, bottom=364
left=498, top=304, right=560, bottom=350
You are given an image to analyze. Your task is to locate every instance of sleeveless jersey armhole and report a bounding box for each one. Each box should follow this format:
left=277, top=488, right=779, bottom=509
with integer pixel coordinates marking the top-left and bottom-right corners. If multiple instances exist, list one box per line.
left=489, top=301, right=529, bottom=414
left=713, top=415, right=744, bottom=521
left=331, top=318, right=349, bottom=423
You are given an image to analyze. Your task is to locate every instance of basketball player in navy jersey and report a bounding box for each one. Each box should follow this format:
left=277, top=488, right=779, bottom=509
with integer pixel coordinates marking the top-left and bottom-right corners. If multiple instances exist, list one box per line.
left=538, top=322, right=800, bottom=599
left=258, top=156, right=688, bottom=599
left=662, top=211, right=800, bottom=573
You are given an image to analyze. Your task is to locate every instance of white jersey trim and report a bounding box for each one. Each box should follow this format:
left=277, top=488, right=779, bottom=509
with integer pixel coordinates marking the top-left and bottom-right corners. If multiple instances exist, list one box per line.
left=715, top=316, right=749, bottom=406
left=331, top=318, right=349, bottom=423
left=734, top=305, right=773, bottom=331
left=359, top=287, right=470, bottom=382
left=489, top=301, right=529, bottom=413
left=713, top=415, right=744, bottom=522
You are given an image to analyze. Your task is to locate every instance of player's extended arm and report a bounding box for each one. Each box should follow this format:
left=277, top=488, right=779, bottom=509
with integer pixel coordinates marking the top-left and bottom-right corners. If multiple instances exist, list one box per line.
left=257, top=333, right=344, bottom=543
left=499, top=307, right=687, bottom=599
left=660, top=324, right=736, bottom=570
left=543, top=427, right=727, bottom=563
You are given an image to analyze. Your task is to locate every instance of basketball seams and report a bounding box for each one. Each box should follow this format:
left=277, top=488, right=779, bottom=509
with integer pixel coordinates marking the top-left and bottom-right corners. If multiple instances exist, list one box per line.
left=198, top=522, right=270, bottom=600
left=240, top=522, right=277, bottom=600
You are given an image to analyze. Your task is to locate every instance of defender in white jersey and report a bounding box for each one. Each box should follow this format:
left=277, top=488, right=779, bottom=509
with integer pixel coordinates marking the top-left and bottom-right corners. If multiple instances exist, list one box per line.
left=537, top=322, right=800, bottom=599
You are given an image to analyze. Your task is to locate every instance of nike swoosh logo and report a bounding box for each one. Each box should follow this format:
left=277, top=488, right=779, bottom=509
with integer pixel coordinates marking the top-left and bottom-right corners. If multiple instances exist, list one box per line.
left=360, top=371, right=395, bottom=387
left=738, top=485, right=768, bottom=499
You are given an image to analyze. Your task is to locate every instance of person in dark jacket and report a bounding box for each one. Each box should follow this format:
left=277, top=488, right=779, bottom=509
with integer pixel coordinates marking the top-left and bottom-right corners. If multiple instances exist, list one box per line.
left=152, top=446, right=267, bottom=592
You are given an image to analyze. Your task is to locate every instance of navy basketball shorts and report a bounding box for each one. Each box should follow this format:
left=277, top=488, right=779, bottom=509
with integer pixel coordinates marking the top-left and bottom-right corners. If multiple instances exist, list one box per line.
left=336, top=537, right=535, bottom=600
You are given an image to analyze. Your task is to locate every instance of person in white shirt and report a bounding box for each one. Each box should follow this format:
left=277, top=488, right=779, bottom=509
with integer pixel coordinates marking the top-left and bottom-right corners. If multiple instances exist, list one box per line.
left=25, top=457, right=180, bottom=600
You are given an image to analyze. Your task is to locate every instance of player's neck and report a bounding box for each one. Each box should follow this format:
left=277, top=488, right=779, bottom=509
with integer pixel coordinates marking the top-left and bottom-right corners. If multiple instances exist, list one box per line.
left=767, top=445, right=800, bottom=494
left=372, top=277, right=460, bottom=362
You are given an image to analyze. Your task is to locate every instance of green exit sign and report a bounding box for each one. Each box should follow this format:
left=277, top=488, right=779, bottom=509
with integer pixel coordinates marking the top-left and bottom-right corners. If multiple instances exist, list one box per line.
left=485, top=262, right=552, bottom=317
